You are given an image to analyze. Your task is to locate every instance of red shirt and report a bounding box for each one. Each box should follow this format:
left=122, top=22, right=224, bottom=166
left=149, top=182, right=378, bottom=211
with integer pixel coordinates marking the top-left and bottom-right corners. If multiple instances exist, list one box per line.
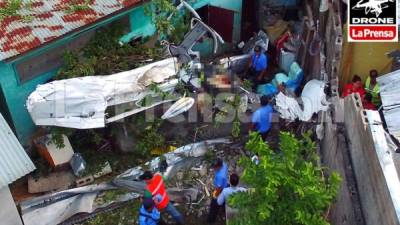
left=342, top=83, right=365, bottom=98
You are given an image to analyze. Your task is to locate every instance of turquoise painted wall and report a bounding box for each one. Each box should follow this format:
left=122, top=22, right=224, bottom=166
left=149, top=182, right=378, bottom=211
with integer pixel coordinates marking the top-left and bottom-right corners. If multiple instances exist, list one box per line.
left=0, top=62, right=54, bottom=145
left=120, top=4, right=156, bottom=43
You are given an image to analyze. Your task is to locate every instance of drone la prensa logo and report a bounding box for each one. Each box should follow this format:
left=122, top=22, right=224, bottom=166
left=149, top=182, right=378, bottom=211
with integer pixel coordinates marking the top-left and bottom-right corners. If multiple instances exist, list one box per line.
left=348, top=0, right=398, bottom=42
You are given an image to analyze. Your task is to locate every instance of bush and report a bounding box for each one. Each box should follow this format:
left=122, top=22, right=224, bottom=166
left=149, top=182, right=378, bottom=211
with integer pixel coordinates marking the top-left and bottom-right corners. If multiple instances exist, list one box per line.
left=229, top=131, right=341, bottom=225
left=56, top=22, right=165, bottom=80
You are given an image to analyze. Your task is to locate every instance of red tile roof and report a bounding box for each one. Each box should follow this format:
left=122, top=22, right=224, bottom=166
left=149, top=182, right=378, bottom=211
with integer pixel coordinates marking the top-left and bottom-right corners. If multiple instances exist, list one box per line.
left=0, top=0, right=142, bottom=61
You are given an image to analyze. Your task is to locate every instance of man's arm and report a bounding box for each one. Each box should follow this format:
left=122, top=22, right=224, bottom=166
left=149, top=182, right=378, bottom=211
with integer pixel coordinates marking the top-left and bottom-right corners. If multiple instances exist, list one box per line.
left=217, top=189, right=226, bottom=205
left=139, top=217, right=146, bottom=225
left=213, top=175, right=224, bottom=198
left=250, top=111, right=258, bottom=131
left=151, top=208, right=161, bottom=221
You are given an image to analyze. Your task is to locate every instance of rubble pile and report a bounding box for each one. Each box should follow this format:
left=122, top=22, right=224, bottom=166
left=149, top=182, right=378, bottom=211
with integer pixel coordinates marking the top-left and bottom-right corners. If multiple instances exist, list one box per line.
left=164, top=144, right=245, bottom=222
left=19, top=138, right=246, bottom=225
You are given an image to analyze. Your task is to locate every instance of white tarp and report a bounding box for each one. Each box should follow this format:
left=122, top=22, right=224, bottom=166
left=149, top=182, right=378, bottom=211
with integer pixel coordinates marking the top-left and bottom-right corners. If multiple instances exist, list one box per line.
left=27, top=58, right=179, bottom=129
left=22, top=192, right=98, bottom=225
left=276, top=79, right=329, bottom=121
left=20, top=183, right=116, bottom=225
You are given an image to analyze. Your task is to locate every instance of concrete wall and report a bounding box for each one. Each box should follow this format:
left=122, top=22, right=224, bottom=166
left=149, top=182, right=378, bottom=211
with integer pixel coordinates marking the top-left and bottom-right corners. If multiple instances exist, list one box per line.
left=344, top=93, right=400, bottom=225
left=0, top=186, right=23, bottom=225
left=320, top=90, right=364, bottom=225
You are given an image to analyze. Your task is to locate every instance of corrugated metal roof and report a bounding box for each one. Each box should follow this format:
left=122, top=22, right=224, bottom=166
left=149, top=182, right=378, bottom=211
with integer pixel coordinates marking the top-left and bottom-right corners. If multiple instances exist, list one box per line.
left=366, top=110, right=400, bottom=222
left=0, top=0, right=142, bottom=61
left=0, top=114, right=35, bottom=188
left=377, top=69, right=400, bottom=142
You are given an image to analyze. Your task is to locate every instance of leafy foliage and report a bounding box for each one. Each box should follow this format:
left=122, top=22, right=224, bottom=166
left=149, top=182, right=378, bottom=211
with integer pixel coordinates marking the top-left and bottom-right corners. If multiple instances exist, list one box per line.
left=230, top=95, right=242, bottom=138
left=65, top=0, right=91, bottom=13
left=49, top=126, right=104, bottom=149
left=229, top=131, right=341, bottom=225
left=144, top=0, right=191, bottom=44
left=242, top=79, right=253, bottom=91
left=0, top=0, right=33, bottom=22
left=149, top=82, right=175, bottom=100
left=144, top=0, right=177, bottom=37
left=56, top=22, right=165, bottom=80
left=214, top=94, right=242, bottom=138
left=135, top=118, right=166, bottom=158
left=48, top=127, right=75, bottom=149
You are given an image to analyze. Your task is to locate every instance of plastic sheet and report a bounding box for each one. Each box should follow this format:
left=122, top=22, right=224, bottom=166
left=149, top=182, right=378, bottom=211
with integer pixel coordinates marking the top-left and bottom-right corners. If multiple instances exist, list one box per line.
left=275, top=79, right=329, bottom=121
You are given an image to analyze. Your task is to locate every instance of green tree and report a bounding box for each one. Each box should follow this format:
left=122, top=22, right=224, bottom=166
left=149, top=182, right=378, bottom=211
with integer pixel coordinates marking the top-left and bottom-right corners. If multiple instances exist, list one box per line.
left=144, top=0, right=177, bottom=37
left=56, top=22, right=164, bottom=80
left=144, top=0, right=191, bottom=43
left=229, top=132, right=341, bottom=225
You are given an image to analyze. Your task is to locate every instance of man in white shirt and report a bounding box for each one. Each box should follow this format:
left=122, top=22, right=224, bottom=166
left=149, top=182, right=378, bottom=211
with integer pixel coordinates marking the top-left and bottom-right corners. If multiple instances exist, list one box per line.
left=217, top=173, right=247, bottom=206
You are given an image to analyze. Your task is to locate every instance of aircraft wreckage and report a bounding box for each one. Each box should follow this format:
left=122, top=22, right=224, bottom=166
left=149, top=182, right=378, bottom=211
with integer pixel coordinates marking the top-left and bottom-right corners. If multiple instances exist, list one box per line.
left=26, top=0, right=330, bottom=129
left=26, top=1, right=224, bottom=129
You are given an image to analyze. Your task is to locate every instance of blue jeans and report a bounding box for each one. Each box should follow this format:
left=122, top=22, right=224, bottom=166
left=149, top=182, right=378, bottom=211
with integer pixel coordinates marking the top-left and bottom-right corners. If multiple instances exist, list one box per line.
left=164, top=202, right=184, bottom=224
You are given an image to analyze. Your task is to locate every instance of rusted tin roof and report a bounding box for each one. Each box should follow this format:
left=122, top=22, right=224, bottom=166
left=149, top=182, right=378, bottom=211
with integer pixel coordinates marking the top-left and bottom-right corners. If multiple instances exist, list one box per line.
left=0, top=0, right=142, bottom=61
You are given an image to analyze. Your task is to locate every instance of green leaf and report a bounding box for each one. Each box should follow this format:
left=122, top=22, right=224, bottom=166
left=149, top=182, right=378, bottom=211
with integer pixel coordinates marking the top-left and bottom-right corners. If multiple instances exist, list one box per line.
left=230, top=131, right=341, bottom=225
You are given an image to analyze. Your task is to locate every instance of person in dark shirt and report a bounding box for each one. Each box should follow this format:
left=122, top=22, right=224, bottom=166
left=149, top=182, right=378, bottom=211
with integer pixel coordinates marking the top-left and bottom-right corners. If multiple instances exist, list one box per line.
left=363, top=93, right=376, bottom=110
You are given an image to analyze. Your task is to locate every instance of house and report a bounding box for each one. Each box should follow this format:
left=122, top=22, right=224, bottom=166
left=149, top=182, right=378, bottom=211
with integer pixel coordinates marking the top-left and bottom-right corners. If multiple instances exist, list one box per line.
left=0, top=0, right=253, bottom=146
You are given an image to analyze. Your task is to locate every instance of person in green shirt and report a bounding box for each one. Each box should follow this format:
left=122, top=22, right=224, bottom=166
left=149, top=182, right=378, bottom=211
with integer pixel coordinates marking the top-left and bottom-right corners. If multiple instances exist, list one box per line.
left=365, top=69, right=381, bottom=107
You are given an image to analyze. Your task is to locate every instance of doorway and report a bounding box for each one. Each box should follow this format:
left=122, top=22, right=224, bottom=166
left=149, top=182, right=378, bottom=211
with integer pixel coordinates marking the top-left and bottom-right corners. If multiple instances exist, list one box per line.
left=241, top=0, right=258, bottom=41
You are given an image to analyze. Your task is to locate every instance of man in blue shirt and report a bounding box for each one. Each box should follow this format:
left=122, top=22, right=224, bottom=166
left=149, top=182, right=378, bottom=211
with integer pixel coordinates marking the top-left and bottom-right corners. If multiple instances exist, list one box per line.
left=139, top=197, right=166, bottom=225
left=251, top=95, right=273, bottom=140
left=207, top=158, right=228, bottom=223
left=244, top=45, right=269, bottom=90
left=217, top=173, right=246, bottom=206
